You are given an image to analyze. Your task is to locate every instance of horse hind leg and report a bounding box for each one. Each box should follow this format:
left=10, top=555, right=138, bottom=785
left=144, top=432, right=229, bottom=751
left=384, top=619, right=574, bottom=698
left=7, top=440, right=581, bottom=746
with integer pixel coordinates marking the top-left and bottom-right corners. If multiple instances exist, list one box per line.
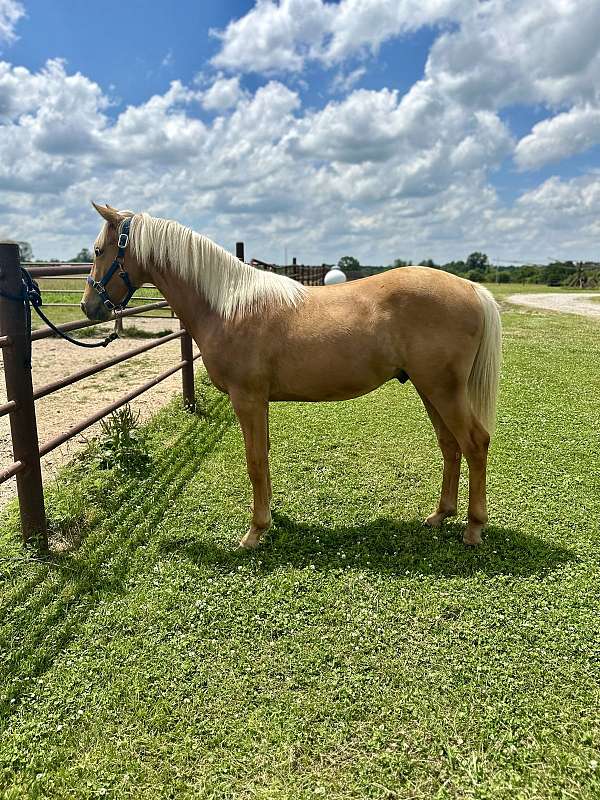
left=419, top=394, right=462, bottom=528
left=422, top=386, right=490, bottom=546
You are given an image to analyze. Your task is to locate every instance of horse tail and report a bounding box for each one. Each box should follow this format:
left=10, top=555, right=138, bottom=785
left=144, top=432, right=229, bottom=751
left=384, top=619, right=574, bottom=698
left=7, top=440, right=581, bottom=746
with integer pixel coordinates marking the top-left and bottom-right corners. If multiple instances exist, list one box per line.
left=468, top=284, right=502, bottom=436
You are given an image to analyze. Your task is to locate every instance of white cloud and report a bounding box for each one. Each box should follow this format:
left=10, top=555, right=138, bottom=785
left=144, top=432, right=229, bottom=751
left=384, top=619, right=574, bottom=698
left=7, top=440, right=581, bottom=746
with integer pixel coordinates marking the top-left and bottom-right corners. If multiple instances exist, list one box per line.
left=515, top=104, right=600, bottom=170
left=0, top=0, right=23, bottom=44
left=211, top=0, right=467, bottom=74
left=330, top=67, right=366, bottom=94
left=210, top=0, right=600, bottom=180
left=427, top=0, right=600, bottom=111
left=201, top=75, right=246, bottom=111
left=211, top=0, right=330, bottom=74
left=322, top=0, right=467, bottom=65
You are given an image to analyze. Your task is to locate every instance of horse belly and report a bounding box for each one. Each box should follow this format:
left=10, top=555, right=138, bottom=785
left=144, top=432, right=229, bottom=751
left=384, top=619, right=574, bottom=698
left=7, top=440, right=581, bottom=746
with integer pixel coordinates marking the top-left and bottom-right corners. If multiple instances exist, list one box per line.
left=269, top=350, right=397, bottom=402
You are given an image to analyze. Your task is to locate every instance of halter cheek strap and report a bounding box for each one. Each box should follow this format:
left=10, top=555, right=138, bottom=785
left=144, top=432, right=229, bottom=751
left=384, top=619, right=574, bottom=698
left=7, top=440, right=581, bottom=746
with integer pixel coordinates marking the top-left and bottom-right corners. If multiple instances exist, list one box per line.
left=87, top=218, right=136, bottom=311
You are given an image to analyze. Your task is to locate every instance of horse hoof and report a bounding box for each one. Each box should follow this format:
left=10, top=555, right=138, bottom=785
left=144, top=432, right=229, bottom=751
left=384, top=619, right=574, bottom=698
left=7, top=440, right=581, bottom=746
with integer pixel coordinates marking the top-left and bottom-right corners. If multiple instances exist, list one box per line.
left=238, top=521, right=271, bottom=549
left=463, top=527, right=483, bottom=546
left=238, top=532, right=262, bottom=549
left=425, top=509, right=455, bottom=528
left=424, top=511, right=445, bottom=528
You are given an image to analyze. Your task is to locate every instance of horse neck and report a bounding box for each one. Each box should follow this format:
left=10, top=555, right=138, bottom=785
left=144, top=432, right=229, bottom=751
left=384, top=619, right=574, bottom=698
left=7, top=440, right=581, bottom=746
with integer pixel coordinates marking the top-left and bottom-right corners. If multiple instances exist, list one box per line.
left=145, top=259, right=223, bottom=349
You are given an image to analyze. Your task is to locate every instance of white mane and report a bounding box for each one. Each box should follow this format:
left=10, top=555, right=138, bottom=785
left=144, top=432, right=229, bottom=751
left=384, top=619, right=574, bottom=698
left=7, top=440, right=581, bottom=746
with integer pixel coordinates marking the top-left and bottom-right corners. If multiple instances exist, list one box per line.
left=125, top=213, right=307, bottom=320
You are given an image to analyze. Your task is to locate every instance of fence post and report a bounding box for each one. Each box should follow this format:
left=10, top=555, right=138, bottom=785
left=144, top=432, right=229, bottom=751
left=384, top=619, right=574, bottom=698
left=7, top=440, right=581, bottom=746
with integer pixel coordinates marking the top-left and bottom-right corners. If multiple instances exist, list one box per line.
left=236, top=242, right=245, bottom=262
left=180, top=321, right=195, bottom=410
left=0, top=242, right=47, bottom=550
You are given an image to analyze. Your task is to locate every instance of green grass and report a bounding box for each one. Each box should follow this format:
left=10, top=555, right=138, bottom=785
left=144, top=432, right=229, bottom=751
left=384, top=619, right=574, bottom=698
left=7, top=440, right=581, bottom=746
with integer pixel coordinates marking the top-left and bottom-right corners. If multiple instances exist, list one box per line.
left=1, top=302, right=600, bottom=798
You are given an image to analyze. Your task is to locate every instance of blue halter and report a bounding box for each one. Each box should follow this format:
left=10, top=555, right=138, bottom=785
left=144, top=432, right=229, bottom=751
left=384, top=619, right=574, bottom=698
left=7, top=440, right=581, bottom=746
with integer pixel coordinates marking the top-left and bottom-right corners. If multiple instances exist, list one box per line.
left=87, top=218, right=136, bottom=311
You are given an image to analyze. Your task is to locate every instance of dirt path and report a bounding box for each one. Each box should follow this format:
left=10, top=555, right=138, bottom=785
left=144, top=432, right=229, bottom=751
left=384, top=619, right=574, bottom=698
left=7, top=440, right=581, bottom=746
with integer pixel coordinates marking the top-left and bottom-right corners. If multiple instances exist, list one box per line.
left=507, top=292, right=600, bottom=317
left=0, top=317, right=201, bottom=509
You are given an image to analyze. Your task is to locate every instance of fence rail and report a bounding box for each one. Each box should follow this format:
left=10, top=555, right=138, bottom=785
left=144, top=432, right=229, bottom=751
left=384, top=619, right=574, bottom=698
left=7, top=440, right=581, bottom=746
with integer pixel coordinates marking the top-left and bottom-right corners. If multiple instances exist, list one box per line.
left=0, top=245, right=198, bottom=551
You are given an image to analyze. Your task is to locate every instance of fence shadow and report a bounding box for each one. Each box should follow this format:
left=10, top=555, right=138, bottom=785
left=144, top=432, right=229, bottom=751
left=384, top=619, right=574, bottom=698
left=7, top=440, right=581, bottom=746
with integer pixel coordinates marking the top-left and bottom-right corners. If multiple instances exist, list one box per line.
left=165, top=511, right=575, bottom=580
left=0, top=394, right=235, bottom=720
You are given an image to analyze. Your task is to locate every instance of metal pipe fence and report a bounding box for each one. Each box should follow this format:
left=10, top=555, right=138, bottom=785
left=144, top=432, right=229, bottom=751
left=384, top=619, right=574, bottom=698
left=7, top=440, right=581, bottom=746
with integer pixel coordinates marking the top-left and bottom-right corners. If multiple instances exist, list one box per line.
left=0, top=244, right=198, bottom=551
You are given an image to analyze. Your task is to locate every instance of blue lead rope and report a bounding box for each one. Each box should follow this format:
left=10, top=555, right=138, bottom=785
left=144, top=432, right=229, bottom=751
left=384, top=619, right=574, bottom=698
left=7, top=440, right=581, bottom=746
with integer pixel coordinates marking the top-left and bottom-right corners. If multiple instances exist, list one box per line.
left=0, top=267, right=118, bottom=369
left=1, top=218, right=138, bottom=368
left=22, top=269, right=119, bottom=349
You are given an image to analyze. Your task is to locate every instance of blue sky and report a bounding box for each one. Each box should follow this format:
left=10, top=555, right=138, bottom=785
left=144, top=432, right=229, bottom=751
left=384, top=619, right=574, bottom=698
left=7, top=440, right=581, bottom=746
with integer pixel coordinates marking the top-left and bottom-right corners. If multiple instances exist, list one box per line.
left=1, top=0, right=600, bottom=263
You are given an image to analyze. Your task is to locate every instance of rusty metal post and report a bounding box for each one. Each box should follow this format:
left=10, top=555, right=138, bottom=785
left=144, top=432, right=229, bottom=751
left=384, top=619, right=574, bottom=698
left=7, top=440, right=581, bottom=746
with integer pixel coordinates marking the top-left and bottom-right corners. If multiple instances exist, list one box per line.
left=180, top=321, right=195, bottom=410
left=0, top=242, right=47, bottom=549
left=236, top=242, right=245, bottom=262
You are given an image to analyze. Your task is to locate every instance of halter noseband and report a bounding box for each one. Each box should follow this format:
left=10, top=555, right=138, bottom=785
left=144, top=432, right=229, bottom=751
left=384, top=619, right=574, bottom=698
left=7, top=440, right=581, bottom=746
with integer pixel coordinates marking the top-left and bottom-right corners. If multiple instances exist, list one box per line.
left=87, top=218, right=136, bottom=311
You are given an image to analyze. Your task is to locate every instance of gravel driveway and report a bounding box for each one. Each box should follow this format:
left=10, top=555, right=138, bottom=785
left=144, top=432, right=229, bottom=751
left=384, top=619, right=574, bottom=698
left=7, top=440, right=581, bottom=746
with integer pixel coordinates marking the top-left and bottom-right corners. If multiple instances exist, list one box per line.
left=0, top=317, right=200, bottom=510
left=507, top=292, right=600, bottom=317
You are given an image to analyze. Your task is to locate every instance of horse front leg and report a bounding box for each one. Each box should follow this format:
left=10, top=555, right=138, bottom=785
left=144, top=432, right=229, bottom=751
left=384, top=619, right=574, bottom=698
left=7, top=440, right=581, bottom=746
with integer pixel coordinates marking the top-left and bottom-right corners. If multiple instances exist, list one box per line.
left=231, top=395, right=272, bottom=549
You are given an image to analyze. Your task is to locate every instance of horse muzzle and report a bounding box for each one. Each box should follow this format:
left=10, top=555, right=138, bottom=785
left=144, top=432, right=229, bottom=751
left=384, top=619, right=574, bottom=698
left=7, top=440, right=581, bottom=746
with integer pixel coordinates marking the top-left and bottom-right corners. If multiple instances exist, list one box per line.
left=81, top=297, right=112, bottom=323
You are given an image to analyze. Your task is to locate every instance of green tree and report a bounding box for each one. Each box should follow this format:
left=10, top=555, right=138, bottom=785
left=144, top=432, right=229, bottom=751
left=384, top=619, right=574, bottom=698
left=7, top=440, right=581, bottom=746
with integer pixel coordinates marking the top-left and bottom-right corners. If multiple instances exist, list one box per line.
left=466, top=252, right=489, bottom=271
left=418, top=258, right=437, bottom=268
left=542, top=262, right=573, bottom=286
left=338, top=256, right=360, bottom=271
left=71, top=247, right=93, bottom=263
left=391, top=258, right=409, bottom=268
left=466, top=268, right=486, bottom=282
left=17, top=241, right=33, bottom=261
left=443, top=260, right=466, bottom=275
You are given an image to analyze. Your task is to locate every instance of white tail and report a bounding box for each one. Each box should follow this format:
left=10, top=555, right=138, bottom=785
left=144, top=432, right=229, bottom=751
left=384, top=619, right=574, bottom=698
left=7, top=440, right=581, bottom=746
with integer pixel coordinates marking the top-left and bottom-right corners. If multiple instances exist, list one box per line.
left=468, top=285, right=502, bottom=435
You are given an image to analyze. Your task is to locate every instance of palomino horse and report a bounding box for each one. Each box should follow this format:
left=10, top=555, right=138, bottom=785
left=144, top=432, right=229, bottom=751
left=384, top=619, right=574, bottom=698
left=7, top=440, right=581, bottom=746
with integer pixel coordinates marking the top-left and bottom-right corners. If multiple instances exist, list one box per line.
left=82, top=204, right=501, bottom=547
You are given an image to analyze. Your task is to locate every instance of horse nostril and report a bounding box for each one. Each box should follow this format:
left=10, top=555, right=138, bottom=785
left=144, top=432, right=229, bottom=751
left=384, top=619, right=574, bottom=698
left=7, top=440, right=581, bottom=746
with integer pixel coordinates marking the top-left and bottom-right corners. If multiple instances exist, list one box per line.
left=80, top=301, right=86, bottom=315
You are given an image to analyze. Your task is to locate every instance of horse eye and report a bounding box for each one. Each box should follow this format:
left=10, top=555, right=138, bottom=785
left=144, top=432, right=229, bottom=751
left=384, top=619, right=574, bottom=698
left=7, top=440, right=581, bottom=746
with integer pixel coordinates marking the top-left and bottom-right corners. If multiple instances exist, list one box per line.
left=94, top=247, right=102, bottom=257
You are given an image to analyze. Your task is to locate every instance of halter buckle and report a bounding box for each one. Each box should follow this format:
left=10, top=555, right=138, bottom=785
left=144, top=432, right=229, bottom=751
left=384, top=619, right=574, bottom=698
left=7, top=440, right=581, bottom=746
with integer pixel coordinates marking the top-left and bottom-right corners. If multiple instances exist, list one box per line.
left=118, top=232, right=129, bottom=248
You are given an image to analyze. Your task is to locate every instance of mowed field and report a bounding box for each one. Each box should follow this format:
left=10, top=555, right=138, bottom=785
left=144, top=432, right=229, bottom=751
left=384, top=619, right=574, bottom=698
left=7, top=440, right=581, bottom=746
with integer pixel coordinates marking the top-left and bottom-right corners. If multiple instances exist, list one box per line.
left=0, top=287, right=599, bottom=799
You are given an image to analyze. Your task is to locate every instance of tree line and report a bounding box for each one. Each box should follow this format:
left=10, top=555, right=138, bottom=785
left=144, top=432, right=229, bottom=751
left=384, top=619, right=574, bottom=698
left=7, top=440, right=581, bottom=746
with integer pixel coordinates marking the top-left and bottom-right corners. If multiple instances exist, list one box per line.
left=338, top=253, right=600, bottom=288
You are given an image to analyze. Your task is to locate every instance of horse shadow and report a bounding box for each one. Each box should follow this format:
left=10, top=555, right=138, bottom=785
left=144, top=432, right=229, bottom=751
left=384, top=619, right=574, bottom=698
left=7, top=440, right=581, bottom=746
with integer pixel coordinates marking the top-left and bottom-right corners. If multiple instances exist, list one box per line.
left=163, top=511, right=575, bottom=579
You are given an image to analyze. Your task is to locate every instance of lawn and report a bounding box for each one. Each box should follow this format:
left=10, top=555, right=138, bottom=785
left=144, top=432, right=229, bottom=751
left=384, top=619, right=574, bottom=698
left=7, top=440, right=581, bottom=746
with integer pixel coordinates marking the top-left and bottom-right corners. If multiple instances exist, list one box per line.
left=0, top=293, right=599, bottom=798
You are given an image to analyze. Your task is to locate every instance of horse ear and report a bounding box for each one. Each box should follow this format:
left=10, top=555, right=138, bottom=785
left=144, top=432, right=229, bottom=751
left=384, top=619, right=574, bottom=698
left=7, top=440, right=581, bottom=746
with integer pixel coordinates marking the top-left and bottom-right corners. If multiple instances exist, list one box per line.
left=91, top=201, right=122, bottom=227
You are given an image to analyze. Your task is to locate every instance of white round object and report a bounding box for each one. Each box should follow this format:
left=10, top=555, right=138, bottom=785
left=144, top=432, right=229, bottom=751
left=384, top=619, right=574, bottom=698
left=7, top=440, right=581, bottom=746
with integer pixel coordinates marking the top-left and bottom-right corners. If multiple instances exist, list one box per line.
left=324, top=267, right=347, bottom=285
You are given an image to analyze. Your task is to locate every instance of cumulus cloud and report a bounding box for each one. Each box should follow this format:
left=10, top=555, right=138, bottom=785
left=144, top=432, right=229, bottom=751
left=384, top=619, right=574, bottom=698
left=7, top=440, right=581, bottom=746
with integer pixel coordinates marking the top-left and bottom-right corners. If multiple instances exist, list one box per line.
left=1, top=51, right=595, bottom=264
left=211, top=0, right=330, bottom=74
left=427, top=0, right=600, bottom=109
left=201, top=75, right=246, bottom=111
left=515, top=104, right=600, bottom=170
left=0, top=0, right=23, bottom=44
left=211, top=0, right=467, bottom=73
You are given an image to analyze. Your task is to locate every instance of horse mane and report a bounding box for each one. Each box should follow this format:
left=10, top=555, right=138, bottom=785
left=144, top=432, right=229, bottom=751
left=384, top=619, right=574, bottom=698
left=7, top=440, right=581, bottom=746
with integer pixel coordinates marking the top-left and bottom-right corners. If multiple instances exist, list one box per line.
left=125, top=212, right=307, bottom=320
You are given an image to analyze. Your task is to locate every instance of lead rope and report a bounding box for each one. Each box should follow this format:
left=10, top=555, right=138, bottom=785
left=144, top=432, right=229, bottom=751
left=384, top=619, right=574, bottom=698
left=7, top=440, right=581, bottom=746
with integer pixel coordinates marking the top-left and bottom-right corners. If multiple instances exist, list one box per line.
left=0, top=268, right=118, bottom=369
